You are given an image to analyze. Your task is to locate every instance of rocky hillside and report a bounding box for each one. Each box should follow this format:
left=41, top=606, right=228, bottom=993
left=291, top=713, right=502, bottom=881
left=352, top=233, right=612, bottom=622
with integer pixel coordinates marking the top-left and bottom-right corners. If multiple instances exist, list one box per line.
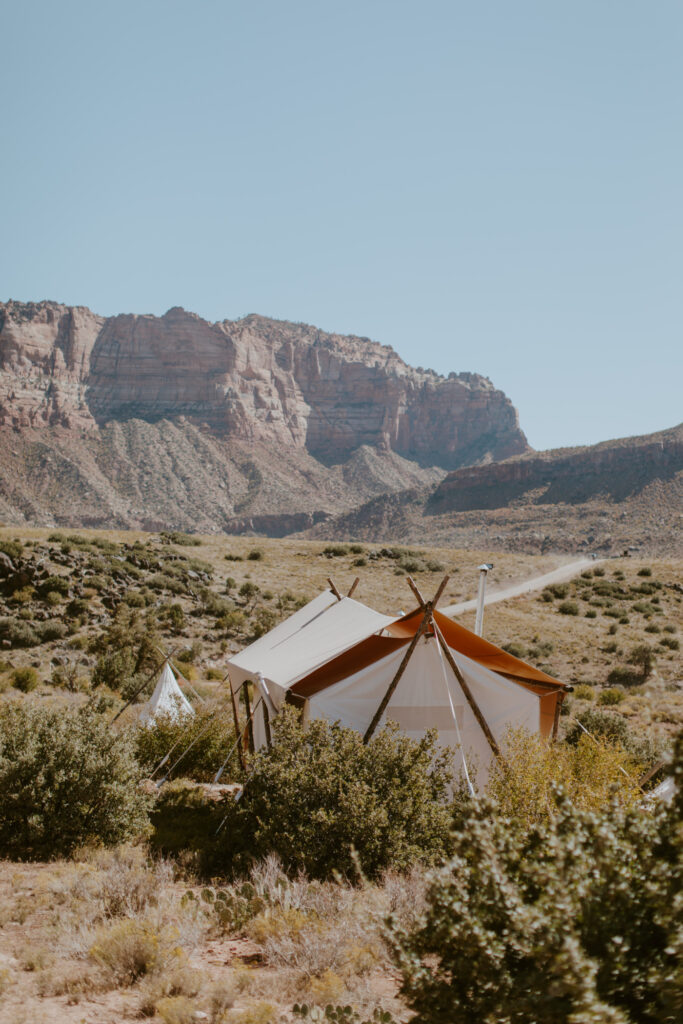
left=0, top=300, right=527, bottom=532
left=304, top=424, right=683, bottom=557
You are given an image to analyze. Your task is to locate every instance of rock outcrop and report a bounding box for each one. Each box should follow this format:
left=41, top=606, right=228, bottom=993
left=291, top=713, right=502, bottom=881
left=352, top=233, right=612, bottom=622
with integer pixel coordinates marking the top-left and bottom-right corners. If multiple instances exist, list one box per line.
left=0, top=300, right=528, bottom=532
left=0, top=302, right=527, bottom=469
left=304, top=424, right=683, bottom=557
left=428, top=424, right=683, bottom=512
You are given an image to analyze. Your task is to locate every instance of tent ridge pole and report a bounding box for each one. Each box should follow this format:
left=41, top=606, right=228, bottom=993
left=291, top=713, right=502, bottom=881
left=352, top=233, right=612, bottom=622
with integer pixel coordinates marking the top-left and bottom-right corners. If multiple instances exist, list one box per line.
left=432, top=619, right=502, bottom=760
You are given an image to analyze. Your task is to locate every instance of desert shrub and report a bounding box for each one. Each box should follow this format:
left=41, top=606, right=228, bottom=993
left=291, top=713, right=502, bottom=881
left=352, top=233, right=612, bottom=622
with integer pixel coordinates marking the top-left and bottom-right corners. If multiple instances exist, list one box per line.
left=637, top=567, right=652, bottom=577
left=36, top=619, right=68, bottom=642
left=0, top=699, right=150, bottom=859
left=564, top=708, right=665, bottom=768
left=91, top=606, right=161, bottom=698
left=0, top=537, right=23, bottom=561
left=206, top=667, right=224, bottom=681
left=592, top=565, right=605, bottom=576
left=249, top=607, right=279, bottom=640
left=353, top=557, right=367, bottom=567
left=148, top=573, right=187, bottom=595
left=660, top=637, right=679, bottom=651
left=540, top=590, right=554, bottom=602
left=89, top=917, right=186, bottom=986
left=217, top=709, right=454, bottom=880
left=585, top=608, right=597, bottom=618
left=389, top=738, right=682, bottom=1024
left=136, top=705, right=238, bottom=783
left=598, top=687, right=626, bottom=706
left=558, top=600, right=579, bottom=616
left=487, top=729, right=641, bottom=827
left=247, top=548, right=264, bottom=561
left=322, top=544, right=349, bottom=557
left=161, top=531, right=201, bottom=547
left=628, top=643, right=656, bottom=680
left=349, top=544, right=364, bottom=554
left=11, top=666, right=39, bottom=692
left=663, top=623, right=677, bottom=634
left=37, top=574, right=70, bottom=599
left=606, top=666, right=642, bottom=688
left=501, top=642, right=527, bottom=659
left=66, top=596, right=90, bottom=618
left=548, top=582, right=569, bottom=599
left=0, top=616, right=39, bottom=648
left=573, top=684, right=595, bottom=701
left=225, top=552, right=244, bottom=562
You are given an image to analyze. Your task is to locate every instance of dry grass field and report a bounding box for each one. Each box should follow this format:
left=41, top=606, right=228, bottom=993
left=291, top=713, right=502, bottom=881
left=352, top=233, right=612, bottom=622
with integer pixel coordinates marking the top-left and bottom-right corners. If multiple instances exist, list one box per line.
left=0, top=525, right=680, bottom=1023
left=0, top=849, right=414, bottom=1024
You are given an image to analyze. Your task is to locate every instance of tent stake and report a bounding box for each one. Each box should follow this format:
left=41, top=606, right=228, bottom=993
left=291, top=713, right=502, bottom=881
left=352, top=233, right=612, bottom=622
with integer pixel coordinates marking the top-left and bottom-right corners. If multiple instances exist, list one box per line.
left=432, top=619, right=502, bottom=760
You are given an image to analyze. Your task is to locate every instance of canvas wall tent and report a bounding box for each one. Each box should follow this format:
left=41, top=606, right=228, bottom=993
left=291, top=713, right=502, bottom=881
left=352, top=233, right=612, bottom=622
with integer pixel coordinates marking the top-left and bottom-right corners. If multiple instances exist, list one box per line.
left=139, top=660, right=195, bottom=726
left=226, top=580, right=570, bottom=786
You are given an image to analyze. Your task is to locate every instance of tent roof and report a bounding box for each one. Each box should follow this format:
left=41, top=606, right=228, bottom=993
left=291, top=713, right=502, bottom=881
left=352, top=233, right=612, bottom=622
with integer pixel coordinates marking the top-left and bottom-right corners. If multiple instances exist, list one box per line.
left=227, top=590, right=396, bottom=692
left=290, top=604, right=568, bottom=738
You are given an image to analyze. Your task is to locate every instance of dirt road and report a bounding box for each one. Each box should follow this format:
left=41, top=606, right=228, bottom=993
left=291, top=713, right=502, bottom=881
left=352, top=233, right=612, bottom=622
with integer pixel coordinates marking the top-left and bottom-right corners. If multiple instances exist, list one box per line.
left=441, top=556, right=605, bottom=617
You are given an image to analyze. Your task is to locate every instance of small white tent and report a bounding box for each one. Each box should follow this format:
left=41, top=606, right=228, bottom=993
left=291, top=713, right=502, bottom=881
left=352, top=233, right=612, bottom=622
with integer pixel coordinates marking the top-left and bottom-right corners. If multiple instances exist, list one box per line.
left=139, top=661, right=194, bottom=726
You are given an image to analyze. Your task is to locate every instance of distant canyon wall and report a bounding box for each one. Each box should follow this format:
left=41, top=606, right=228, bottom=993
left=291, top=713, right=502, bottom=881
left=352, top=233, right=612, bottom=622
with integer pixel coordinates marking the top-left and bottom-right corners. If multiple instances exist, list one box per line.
left=0, top=301, right=528, bottom=470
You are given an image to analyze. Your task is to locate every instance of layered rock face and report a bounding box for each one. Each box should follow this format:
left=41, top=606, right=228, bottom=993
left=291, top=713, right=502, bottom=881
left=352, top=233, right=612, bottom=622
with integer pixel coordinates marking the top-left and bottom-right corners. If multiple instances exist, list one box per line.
left=0, top=302, right=527, bottom=469
left=428, top=425, right=683, bottom=512
left=0, top=299, right=529, bottom=532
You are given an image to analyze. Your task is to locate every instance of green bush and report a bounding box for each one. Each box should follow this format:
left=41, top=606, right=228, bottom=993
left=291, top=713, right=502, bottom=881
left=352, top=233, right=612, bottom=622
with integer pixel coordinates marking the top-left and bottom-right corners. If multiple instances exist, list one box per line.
left=389, top=740, right=682, bottom=1024
left=548, top=583, right=569, bottom=599
left=322, top=544, right=350, bottom=558
left=660, top=637, right=679, bottom=651
left=564, top=708, right=665, bottom=768
left=558, top=600, right=579, bottom=616
left=37, top=575, right=70, bottom=599
left=597, top=687, right=625, bottom=706
left=637, top=567, right=652, bottom=577
left=11, top=666, right=39, bottom=692
left=606, top=666, right=641, bottom=688
left=585, top=609, right=597, bottom=618
left=217, top=709, right=454, bottom=880
left=247, top=548, right=263, bottom=561
left=161, top=531, right=201, bottom=546
left=36, top=619, right=68, bottom=642
left=501, top=642, right=527, bottom=659
left=0, top=537, right=23, bottom=561
left=135, top=705, right=238, bottom=783
left=573, top=684, right=595, bottom=701
left=0, top=700, right=150, bottom=859
left=0, top=617, right=39, bottom=648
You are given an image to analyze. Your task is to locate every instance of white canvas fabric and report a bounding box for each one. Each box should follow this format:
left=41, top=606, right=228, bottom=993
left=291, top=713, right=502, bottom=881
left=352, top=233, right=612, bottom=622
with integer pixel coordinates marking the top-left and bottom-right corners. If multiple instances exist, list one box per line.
left=306, top=635, right=539, bottom=783
left=651, top=776, right=676, bottom=804
left=139, top=661, right=194, bottom=726
left=228, top=593, right=397, bottom=746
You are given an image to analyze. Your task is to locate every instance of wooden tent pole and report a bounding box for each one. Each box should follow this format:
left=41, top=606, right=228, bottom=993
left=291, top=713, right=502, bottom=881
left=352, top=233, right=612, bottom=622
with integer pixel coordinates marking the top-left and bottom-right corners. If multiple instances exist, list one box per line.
left=363, top=608, right=432, bottom=743
left=347, top=577, right=360, bottom=598
left=363, top=576, right=450, bottom=743
left=406, top=575, right=426, bottom=607
left=228, top=673, right=248, bottom=772
left=552, top=695, right=563, bottom=740
left=242, top=681, right=255, bottom=753
left=327, top=577, right=342, bottom=600
left=432, top=618, right=502, bottom=760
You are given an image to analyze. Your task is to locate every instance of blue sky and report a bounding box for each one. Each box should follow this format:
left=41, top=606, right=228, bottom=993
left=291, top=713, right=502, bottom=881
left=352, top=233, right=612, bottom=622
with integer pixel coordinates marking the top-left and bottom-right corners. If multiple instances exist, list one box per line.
left=2, top=1, right=681, bottom=450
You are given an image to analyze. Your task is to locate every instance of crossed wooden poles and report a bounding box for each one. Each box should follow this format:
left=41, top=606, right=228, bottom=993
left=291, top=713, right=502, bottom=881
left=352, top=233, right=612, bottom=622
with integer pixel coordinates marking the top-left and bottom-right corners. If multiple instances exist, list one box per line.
left=362, top=574, right=502, bottom=758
